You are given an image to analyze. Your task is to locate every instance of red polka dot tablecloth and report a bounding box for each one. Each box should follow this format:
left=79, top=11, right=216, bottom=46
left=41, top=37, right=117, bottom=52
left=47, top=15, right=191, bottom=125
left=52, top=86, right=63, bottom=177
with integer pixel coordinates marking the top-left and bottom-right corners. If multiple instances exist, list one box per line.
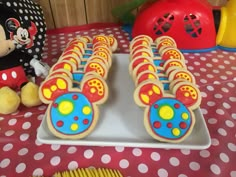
left=0, top=23, right=236, bottom=177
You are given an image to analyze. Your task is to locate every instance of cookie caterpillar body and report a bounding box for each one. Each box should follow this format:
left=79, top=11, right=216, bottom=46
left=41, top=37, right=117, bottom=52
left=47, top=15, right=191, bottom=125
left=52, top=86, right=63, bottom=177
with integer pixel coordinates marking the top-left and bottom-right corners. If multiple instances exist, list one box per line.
left=130, top=35, right=202, bottom=143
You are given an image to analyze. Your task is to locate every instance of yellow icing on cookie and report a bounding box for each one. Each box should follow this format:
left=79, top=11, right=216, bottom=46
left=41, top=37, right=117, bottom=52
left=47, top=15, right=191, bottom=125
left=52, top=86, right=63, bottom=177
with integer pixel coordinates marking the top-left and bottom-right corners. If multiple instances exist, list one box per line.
left=153, top=85, right=161, bottom=95
left=71, top=123, right=79, bottom=131
left=141, top=94, right=149, bottom=104
left=64, top=63, right=72, bottom=70
left=43, top=88, right=52, bottom=99
left=56, top=78, right=67, bottom=89
left=182, top=112, right=189, bottom=120
left=58, top=101, right=73, bottom=115
left=83, top=106, right=91, bottom=115
left=159, top=105, right=174, bottom=120
left=172, top=128, right=181, bottom=136
left=50, top=85, right=57, bottom=91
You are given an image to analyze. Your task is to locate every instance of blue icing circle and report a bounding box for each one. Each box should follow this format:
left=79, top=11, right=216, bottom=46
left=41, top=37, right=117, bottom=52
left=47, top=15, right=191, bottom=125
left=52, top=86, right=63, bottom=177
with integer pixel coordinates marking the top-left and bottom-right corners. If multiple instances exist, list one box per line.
left=49, top=92, right=93, bottom=135
left=148, top=97, right=192, bottom=140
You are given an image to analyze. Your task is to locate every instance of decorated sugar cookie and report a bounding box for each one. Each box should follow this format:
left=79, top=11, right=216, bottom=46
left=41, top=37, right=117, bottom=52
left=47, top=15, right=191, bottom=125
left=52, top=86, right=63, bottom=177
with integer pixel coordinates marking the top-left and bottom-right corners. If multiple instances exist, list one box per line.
left=161, top=47, right=185, bottom=60
left=128, top=55, right=153, bottom=75
left=133, top=80, right=164, bottom=107
left=143, top=96, right=195, bottom=143
left=172, top=81, right=202, bottom=110
left=168, top=67, right=196, bottom=84
left=155, top=36, right=177, bottom=51
left=84, top=60, right=108, bottom=79
left=135, top=70, right=159, bottom=86
left=132, top=62, right=156, bottom=81
left=107, top=35, right=118, bottom=52
left=93, top=35, right=110, bottom=45
left=49, top=60, right=78, bottom=74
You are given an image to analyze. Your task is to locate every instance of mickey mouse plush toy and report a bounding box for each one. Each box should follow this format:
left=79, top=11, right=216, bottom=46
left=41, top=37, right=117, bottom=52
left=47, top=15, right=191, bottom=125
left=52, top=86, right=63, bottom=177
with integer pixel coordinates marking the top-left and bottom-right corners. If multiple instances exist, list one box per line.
left=0, top=2, right=49, bottom=114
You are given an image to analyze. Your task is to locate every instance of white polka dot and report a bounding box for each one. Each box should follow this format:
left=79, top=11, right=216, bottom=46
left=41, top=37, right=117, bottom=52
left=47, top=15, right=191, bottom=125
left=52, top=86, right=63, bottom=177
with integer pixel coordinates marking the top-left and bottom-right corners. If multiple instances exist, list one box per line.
left=225, top=120, right=234, bottom=127
left=229, top=97, right=236, bottom=102
left=132, top=148, right=142, bottom=156
left=16, top=163, right=26, bottom=173
left=210, top=164, right=221, bottom=175
left=3, top=143, right=13, bottom=151
left=20, top=133, right=30, bottom=141
left=119, top=159, right=129, bottom=169
left=68, top=161, right=79, bottom=169
left=232, top=113, right=236, bottom=120
left=169, top=157, right=180, bottom=166
left=18, top=148, right=28, bottom=156
left=151, top=152, right=161, bottom=161
left=24, top=112, right=33, bottom=118
left=211, top=138, right=220, bottom=146
left=218, top=128, right=227, bottom=136
left=208, top=118, right=217, bottom=124
left=67, top=147, right=77, bottom=154
left=214, top=94, right=223, bottom=99
left=138, top=163, right=148, bottom=173
left=51, top=144, right=60, bottom=151
left=0, top=158, right=10, bottom=168
left=216, top=109, right=225, bottom=115
left=101, top=154, right=111, bottom=164
left=220, top=153, right=229, bottom=163
left=231, top=171, right=236, bottom=177
left=8, top=118, right=17, bottom=126
left=32, top=168, right=44, bottom=176
left=207, top=85, right=214, bottom=91
left=84, top=149, right=94, bottom=159
left=228, top=143, right=236, bottom=152
left=34, top=152, right=44, bottom=160
left=11, top=71, right=17, bottom=78
left=157, top=168, right=168, bottom=177
left=22, top=122, right=31, bottom=130
left=189, top=162, right=200, bottom=171
left=115, top=146, right=125, bottom=152
left=5, top=130, right=15, bottom=137
left=2, top=73, right=7, bottom=80
left=178, top=174, right=187, bottom=177
left=207, top=101, right=216, bottom=106
left=180, top=149, right=191, bottom=155
left=223, top=102, right=231, bottom=109
left=199, top=150, right=210, bottom=158
left=50, top=156, right=61, bottom=166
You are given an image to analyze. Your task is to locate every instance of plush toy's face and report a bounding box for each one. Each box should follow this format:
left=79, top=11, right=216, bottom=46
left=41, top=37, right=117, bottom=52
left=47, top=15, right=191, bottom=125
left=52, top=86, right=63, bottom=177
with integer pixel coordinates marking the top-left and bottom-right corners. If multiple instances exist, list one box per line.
left=0, top=25, right=15, bottom=57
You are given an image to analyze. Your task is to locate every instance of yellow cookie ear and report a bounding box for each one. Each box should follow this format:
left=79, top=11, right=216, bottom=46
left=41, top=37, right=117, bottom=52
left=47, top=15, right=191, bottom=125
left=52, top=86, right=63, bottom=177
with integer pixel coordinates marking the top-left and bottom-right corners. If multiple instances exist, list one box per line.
left=80, top=74, right=108, bottom=105
left=39, top=75, right=72, bottom=104
left=133, top=80, right=164, bottom=107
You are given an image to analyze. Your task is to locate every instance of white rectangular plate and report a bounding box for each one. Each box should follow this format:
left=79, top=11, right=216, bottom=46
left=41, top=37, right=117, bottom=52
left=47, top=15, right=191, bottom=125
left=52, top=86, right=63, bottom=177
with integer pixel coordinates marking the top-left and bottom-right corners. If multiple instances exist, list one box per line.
left=37, top=54, right=211, bottom=149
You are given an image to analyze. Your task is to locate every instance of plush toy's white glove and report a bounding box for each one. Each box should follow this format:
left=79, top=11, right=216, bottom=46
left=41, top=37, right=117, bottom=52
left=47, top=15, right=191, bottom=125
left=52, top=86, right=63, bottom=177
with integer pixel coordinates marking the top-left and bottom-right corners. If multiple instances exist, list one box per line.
left=30, top=58, right=50, bottom=78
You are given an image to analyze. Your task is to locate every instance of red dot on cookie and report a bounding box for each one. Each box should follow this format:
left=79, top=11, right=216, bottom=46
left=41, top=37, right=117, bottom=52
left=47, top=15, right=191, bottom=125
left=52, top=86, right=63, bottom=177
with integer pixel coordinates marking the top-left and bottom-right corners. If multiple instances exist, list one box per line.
left=83, top=119, right=89, bottom=125
left=74, top=116, right=79, bottom=121
left=53, top=103, right=58, bottom=108
left=57, top=121, right=64, bottom=127
left=180, top=122, right=187, bottom=129
left=167, top=122, right=172, bottom=128
left=174, top=103, right=180, bottom=109
left=72, top=94, right=79, bottom=100
left=154, top=104, right=159, bottom=109
left=153, top=121, right=161, bottom=129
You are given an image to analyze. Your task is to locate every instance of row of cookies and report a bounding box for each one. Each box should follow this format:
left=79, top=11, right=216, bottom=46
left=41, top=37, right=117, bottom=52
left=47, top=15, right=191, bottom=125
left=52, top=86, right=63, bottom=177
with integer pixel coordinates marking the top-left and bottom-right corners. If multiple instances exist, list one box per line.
left=38, top=35, right=118, bottom=139
left=129, top=35, right=202, bottom=143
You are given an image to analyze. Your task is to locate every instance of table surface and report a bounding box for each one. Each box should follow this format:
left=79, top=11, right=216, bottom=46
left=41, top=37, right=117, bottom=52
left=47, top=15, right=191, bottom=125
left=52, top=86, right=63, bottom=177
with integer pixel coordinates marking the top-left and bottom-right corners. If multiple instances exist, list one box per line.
left=0, top=23, right=236, bottom=177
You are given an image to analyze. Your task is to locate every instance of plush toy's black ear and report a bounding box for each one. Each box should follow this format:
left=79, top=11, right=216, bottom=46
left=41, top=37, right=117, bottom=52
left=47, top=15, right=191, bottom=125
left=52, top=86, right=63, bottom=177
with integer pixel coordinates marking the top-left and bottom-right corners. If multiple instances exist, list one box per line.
left=0, top=3, right=21, bottom=39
